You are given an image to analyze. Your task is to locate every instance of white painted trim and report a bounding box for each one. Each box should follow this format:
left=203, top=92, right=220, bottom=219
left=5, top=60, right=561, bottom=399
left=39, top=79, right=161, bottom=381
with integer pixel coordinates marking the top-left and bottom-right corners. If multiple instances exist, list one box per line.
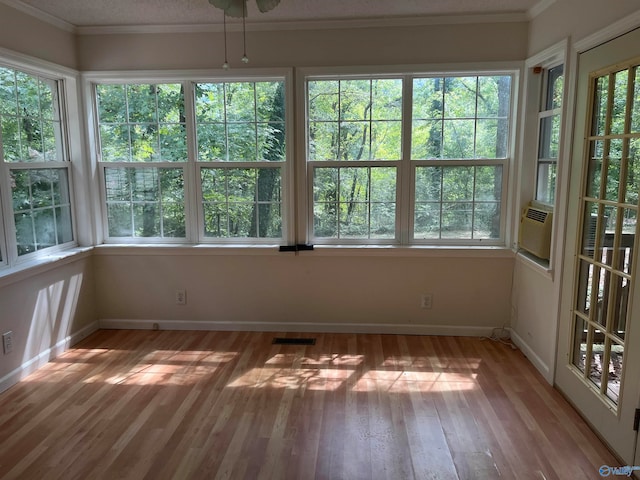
left=91, top=243, right=516, bottom=258
left=0, top=46, right=79, bottom=78
left=0, top=321, right=99, bottom=394
left=99, top=318, right=499, bottom=337
left=525, top=38, right=568, bottom=69
left=0, top=247, right=93, bottom=289
left=510, top=328, right=553, bottom=384
left=573, top=10, right=640, bottom=53
left=75, top=13, right=528, bottom=36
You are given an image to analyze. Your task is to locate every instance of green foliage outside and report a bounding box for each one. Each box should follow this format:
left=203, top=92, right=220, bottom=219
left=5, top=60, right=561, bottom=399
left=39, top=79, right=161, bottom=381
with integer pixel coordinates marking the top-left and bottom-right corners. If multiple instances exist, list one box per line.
left=308, top=75, right=511, bottom=240
left=0, top=67, right=72, bottom=255
left=97, top=80, right=286, bottom=239
left=587, top=68, right=640, bottom=235
left=195, top=81, right=285, bottom=238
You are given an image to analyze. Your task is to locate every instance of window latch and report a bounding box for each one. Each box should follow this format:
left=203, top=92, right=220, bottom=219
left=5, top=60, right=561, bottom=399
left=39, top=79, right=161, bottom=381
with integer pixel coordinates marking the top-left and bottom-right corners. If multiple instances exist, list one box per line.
left=279, top=244, right=314, bottom=252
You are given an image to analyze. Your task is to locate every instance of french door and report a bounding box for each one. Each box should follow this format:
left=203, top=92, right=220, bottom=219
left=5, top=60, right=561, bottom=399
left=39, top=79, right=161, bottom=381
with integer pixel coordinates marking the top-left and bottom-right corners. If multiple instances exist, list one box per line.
left=556, top=27, right=640, bottom=465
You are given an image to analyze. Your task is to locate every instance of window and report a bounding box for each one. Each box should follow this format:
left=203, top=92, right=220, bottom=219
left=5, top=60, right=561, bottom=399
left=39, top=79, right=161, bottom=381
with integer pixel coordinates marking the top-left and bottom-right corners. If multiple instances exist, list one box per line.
left=306, top=72, right=514, bottom=245
left=195, top=81, right=285, bottom=240
left=94, top=77, right=288, bottom=243
left=96, top=83, right=187, bottom=240
left=0, top=65, right=74, bottom=266
left=308, top=78, right=402, bottom=240
left=535, top=64, right=564, bottom=205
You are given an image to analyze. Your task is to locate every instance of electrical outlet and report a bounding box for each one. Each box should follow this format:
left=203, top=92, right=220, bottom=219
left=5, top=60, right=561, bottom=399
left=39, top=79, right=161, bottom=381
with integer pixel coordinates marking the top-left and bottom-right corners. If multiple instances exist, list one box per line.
left=421, top=294, right=433, bottom=309
left=3, top=331, right=13, bottom=354
left=176, top=289, right=186, bottom=305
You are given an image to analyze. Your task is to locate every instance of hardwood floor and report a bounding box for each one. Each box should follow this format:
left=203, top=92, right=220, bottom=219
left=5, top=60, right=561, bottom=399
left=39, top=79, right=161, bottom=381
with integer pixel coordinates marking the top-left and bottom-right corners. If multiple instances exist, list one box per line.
left=0, top=330, right=619, bottom=479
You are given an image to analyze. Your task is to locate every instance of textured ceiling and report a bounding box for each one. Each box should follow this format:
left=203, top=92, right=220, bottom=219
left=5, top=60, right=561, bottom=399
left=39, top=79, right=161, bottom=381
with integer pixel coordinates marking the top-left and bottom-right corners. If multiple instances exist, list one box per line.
left=3, top=0, right=545, bottom=29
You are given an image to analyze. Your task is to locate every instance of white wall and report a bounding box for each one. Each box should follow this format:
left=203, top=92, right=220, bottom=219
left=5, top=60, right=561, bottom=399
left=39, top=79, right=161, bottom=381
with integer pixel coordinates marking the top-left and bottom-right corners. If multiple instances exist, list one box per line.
left=529, top=0, right=640, bottom=54
left=512, top=1, right=640, bottom=384
left=76, top=21, right=528, bottom=71
left=0, top=254, right=98, bottom=393
left=0, top=3, right=77, bottom=69
left=94, top=249, right=513, bottom=334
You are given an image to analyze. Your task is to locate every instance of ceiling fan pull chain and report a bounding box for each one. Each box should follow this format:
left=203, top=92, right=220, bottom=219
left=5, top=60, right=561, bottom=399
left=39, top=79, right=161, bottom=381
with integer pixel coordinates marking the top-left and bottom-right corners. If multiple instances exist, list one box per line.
left=242, top=0, right=249, bottom=63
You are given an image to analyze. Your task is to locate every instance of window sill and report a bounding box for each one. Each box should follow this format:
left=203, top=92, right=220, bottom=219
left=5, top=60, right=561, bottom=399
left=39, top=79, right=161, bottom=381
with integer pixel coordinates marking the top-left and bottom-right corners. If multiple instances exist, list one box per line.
left=93, top=243, right=515, bottom=259
left=0, top=246, right=94, bottom=289
left=516, top=249, right=554, bottom=278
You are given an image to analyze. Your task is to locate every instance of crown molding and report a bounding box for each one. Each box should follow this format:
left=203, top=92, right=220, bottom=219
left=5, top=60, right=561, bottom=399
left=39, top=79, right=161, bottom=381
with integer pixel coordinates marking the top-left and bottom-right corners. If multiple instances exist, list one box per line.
left=573, top=9, right=640, bottom=53
left=1, top=0, right=533, bottom=36
left=527, top=0, right=556, bottom=20
left=75, top=12, right=528, bottom=36
left=0, top=0, right=75, bottom=32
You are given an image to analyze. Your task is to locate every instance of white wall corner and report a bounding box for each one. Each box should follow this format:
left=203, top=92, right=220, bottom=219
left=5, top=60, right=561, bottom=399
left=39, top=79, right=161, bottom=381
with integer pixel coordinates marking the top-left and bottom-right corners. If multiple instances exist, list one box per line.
left=510, top=328, right=553, bottom=384
left=0, top=321, right=99, bottom=395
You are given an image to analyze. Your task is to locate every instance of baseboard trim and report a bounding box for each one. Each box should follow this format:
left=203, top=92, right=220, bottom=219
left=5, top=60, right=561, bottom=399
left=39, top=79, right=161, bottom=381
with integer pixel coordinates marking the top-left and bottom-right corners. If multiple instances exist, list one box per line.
left=98, top=318, right=498, bottom=337
left=0, top=321, right=99, bottom=395
left=510, top=329, right=552, bottom=384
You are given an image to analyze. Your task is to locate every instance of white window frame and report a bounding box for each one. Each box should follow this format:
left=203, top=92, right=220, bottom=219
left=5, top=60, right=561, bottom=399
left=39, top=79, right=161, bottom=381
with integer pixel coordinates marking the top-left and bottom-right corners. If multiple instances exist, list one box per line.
left=517, top=39, right=569, bottom=269
left=85, top=69, right=294, bottom=246
left=0, top=55, right=78, bottom=270
left=298, top=65, right=519, bottom=247
left=534, top=63, right=564, bottom=206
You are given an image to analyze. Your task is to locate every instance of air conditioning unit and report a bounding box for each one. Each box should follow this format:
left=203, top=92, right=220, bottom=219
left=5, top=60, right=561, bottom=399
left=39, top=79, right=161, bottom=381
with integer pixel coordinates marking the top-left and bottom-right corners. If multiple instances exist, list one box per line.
left=518, top=205, right=553, bottom=260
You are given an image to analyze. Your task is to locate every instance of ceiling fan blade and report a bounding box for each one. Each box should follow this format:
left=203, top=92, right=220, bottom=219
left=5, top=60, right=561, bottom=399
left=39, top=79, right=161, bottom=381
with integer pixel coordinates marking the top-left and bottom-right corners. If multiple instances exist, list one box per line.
left=256, top=0, right=280, bottom=13
left=209, top=0, right=246, bottom=17
left=208, top=0, right=233, bottom=9
left=224, top=0, right=247, bottom=17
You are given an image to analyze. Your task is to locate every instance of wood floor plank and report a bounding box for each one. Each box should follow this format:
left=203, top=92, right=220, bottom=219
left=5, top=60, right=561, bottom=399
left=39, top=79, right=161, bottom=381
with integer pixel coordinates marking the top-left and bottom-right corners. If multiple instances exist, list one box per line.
left=0, top=330, right=621, bottom=480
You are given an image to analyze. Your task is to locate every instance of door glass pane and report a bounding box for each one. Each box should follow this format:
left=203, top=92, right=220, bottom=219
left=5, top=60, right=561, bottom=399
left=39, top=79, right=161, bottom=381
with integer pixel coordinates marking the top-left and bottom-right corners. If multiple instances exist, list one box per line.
left=576, top=259, right=594, bottom=315
left=588, top=326, right=605, bottom=391
left=632, top=67, right=640, bottom=133
left=601, top=205, right=617, bottom=267
left=609, top=272, right=630, bottom=340
left=572, top=59, right=639, bottom=412
left=592, top=75, right=609, bottom=136
left=586, top=140, right=604, bottom=198
left=606, top=341, right=623, bottom=404
left=581, top=202, right=602, bottom=258
left=627, top=138, right=640, bottom=205
left=572, top=316, right=588, bottom=374
left=605, top=139, right=623, bottom=201
left=611, top=70, right=629, bottom=136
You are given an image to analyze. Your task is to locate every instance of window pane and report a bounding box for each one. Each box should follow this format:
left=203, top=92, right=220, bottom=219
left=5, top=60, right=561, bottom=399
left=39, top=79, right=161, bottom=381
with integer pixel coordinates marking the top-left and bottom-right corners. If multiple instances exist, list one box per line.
left=196, top=81, right=285, bottom=163
left=201, top=167, right=282, bottom=239
left=535, top=65, right=564, bottom=205
left=1, top=68, right=63, bottom=163
left=312, top=166, right=396, bottom=239
left=104, top=167, right=185, bottom=238
left=411, top=119, right=441, bottom=159
left=538, top=114, right=561, bottom=159
left=97, top=83, right=186, bottom=162
left=444, top=77, right=477, bottom=118
left=536, top=162, right=557, bottom=205
left=11, top=168, right=73, bottom=255
left=307, top=78, right=402, bottom=161
left=545, top=65, right=564, bottom=110
left=412, top=75, right=511, bottom=160
left=414, top=166, right=502, bottom=241
left=442, top=119, right=474, bottom=158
